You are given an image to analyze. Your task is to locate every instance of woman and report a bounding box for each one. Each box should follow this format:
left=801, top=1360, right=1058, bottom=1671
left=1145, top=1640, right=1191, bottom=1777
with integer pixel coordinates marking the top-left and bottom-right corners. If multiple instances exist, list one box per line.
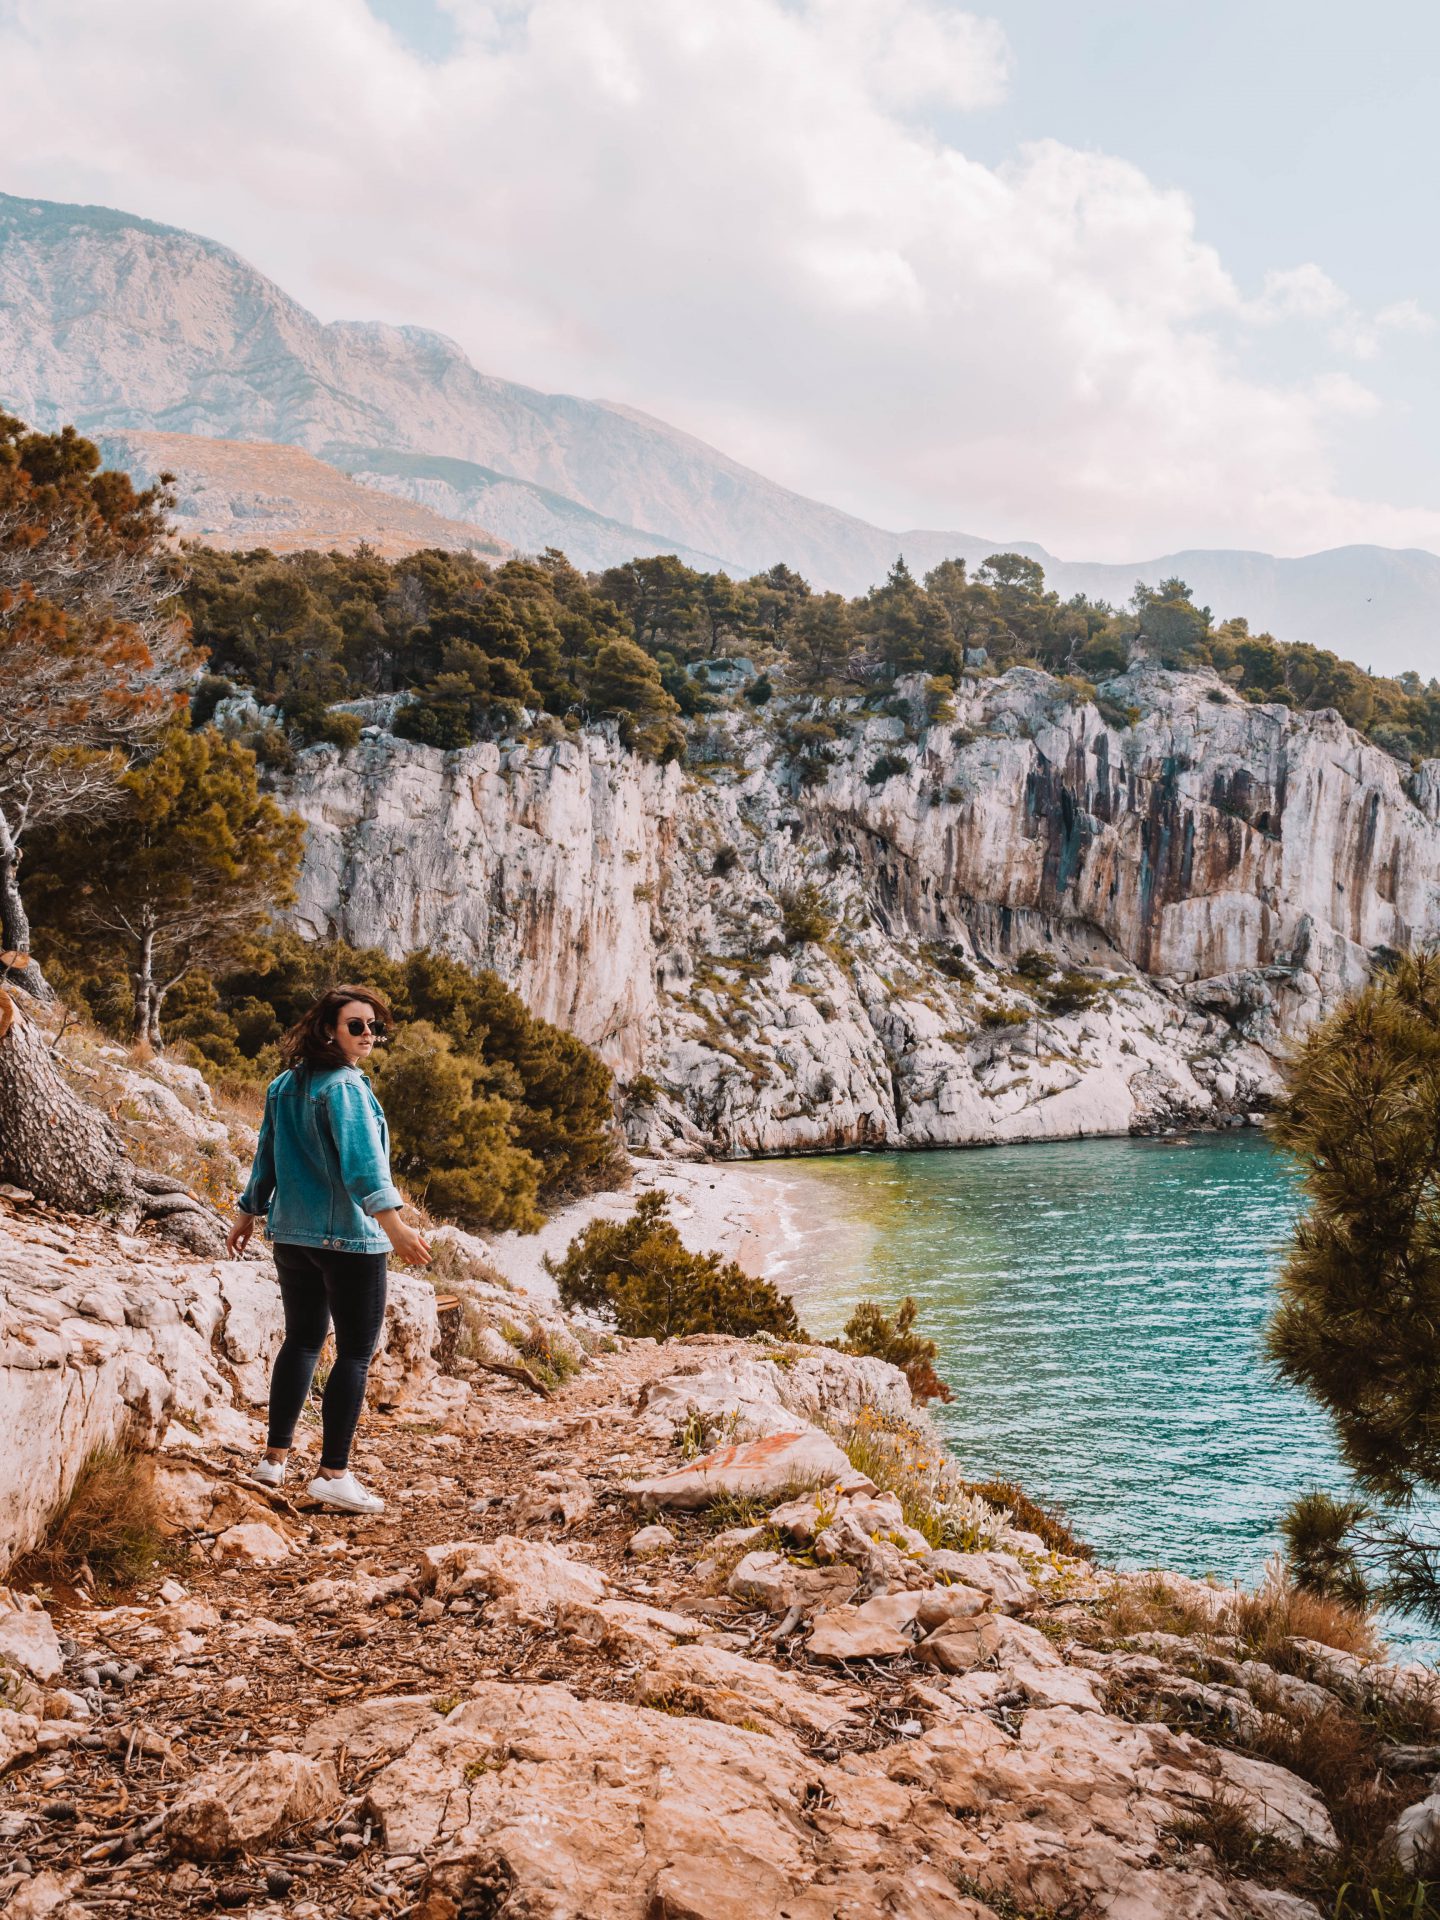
left=227, top=985, right=432, bottom=1514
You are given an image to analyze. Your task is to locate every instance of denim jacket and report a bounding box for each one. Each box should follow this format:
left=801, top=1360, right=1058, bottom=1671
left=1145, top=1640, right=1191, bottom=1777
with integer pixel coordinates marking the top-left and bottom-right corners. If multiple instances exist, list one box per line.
left=237, top=1064, right=404, bottom=1254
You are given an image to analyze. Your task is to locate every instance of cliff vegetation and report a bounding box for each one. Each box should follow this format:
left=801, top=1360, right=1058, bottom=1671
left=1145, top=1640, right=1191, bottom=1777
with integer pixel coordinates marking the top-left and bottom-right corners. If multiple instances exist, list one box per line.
left=181, top=538, right=1440, bottom=767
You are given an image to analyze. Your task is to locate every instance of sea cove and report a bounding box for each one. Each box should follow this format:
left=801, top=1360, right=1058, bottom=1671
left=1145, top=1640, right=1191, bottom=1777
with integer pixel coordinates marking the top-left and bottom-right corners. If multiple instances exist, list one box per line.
left=765, top=1132, right=1338, bottom=1591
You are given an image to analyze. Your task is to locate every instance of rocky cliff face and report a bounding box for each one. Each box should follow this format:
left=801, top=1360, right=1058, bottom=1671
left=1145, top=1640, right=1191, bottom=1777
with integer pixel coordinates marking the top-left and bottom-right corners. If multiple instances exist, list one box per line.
left=272, top=663, right=1440, bottom=1156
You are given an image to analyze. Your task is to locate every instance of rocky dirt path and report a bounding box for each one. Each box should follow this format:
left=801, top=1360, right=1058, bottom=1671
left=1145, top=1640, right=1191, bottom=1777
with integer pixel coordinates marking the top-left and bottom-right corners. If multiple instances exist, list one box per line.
left=2, top=1287, right=1437, bottom=1920
left=1, top=1343, right=691, bottom=1917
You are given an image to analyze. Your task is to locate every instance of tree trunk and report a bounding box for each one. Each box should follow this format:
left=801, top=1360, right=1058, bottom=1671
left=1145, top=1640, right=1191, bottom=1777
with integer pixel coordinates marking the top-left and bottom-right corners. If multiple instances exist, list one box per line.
left=0, top=805, right=53, bottom=1005
left=0, top=987, right=227, bottom=1254
left=131, top=923, right=156, bottom=1046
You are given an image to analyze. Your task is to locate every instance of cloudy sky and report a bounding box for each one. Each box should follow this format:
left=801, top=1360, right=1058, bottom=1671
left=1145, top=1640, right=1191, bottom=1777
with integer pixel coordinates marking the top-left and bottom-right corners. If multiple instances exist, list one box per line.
left=2, top=0, right=1438, bottom=562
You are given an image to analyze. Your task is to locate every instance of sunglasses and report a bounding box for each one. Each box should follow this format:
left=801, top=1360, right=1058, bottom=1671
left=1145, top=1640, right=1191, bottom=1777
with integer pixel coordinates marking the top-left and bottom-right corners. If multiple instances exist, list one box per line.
left=343, top=1017, right=387, bottom=1037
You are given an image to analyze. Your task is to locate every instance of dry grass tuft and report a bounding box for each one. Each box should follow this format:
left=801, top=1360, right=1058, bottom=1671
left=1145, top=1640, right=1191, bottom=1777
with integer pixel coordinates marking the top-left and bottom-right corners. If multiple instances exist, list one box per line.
left=1229, top=1577, right=1381, bottom=1664
left=837, top=1406, right=1007, bottom=1552
left=1098, top=1566, right=1379, bottom=1664
left=1098, top=1573, right=1230, bottom=1643
left=17, top=1442, right=168, bottom=1593
left=1168, top=1781, right=1298, bottom=1878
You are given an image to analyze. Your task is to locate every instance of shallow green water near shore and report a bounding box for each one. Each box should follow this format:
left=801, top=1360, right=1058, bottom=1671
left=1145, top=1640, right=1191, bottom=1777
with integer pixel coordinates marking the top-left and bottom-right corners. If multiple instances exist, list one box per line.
left=765, top=1133, right=1341, bottom=1590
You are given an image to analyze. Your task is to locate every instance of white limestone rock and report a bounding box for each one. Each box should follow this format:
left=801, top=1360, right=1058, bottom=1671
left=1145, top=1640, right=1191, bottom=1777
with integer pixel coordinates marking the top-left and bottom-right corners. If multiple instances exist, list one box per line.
left=419, top=1535, right=608, bottom=1624
left=164, top=1750, right=341, bottom=1860
left=280, top=667, right=1440, bottom=1155
left=0, top=1595, right=62, bottom=1683
left=629, top=1428, right=869, bottom=1512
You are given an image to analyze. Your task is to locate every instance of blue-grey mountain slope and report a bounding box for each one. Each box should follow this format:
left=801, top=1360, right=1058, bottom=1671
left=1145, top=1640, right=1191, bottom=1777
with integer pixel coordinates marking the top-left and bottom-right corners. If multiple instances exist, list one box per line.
left=1, top=189, right=1436, bottom=669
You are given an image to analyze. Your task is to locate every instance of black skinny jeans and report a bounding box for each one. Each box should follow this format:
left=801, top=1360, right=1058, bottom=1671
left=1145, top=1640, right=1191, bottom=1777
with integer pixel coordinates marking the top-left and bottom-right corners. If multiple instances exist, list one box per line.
left=267, top=1243, right=388, bottom=1470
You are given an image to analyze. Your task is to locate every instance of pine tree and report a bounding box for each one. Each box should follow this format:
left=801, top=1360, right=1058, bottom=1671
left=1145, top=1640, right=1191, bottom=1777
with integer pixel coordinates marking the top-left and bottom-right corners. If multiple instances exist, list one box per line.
left=29, top=726, right=304, bottom=1045
left=585, top=638, right=682, bottom=758
left=0, top=416, right=197, bottom=997
left=1267, top=950, right=1440, bottom=1618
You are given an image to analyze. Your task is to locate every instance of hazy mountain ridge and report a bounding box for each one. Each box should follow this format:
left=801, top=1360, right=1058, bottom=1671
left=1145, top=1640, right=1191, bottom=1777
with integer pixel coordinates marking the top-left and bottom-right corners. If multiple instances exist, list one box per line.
left=325, top=444, right=734, bottom=575
left=98, top=431, right=512, bottom=560
left=2, top=189, right=1437, bottom=667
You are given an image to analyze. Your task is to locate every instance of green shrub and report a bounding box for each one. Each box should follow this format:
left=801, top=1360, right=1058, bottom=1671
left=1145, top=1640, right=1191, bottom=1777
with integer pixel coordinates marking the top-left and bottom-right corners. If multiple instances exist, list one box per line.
left=1014, top=948, right=1057, bottom=980
left=866, top=751, right=911, bottom=786
left=838, top=1296, right=952, bottom=1404
left=374, top=1021, right=544, bottom=1231
left=1038, top=972, right=1110, bottom=1016
left=922, top=942, right=975, bottom=984
left=924, top=675, right=956, bottom=724
left=545, top=1191, right=803, bottom=1341
left=980, top=1005, right=1030, bottom=1029
left=781, top=883, right=834, bottom=947
left=283, top=692, right=363, bottom=749
left=393, top=697, right=477, bottom=750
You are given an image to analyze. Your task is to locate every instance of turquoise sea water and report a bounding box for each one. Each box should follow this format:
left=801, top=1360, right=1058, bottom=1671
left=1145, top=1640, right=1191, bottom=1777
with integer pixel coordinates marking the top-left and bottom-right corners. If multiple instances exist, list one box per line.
left=764, top=1133, right=1342, bottom=1590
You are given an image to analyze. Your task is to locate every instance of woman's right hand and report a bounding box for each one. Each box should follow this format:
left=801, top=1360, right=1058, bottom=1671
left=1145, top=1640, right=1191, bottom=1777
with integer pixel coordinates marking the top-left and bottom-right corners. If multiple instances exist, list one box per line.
left=379, top=1212, right=433, bottom=1267
left=227, top=1211, right=258, bottom=1258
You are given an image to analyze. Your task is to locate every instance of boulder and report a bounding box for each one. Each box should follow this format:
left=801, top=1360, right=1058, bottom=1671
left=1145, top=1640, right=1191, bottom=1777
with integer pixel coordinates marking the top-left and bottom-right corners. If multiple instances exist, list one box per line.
left=419, top=1535, right=607, bottom=1624
left=628, top=1429, right=870, bottom=1512
left=726, top=1550, right=859, bottom=1614
left=646, top=1852, right=794, bottom=1920
left=1385, top=1789, right=1440, bottom=1874
left=926, top=1549, right=1036, bottom=1611
left=635, top=1644, right=866, bottom=1737
left=559, top=1598, right=701, bottom=1661
left=212, top=1521, right=292, bottom=1566
left=636, top=1352, right=911, bottom=1448
left=0, top=1595, right=62, bottom=1683
left=164, top=1750, right=341, bottom=1860
left=914, top=1586, right=989, bottom=1633
left=292, top=1570, right=411, bottom=1614
left=302, top=1695, right=447, bottom=1768
left=0, top=1707, right=39, bottom=1775
left=915, top=1611, right=1005, bottom=1674
left=153, top=1461, right=280, bottom=1535
left=512, top=1469, right=594, bottom=1529
left=0, top=1870, right=84, bottom=1919
left=807, top=1604, right=912, bottom=1662
left=628, top=1524, right=676, bottom=1557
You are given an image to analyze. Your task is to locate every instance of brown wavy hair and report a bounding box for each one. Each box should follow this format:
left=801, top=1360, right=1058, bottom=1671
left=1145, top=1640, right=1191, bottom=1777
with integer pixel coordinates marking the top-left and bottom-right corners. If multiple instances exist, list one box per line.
left=278, top=984, right=395, bottom=1073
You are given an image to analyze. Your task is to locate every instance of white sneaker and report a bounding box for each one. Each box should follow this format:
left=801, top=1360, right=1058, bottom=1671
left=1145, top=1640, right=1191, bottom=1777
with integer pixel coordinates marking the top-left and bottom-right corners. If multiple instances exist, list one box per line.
left=306, top=1471, right=385, bottom=1514
left=250, top=1456, right=286, bottom=1487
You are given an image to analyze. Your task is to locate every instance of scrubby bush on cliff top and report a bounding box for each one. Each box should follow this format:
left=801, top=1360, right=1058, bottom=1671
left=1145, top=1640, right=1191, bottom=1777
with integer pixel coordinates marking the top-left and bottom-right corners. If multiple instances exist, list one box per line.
left=546, top=1190, right=802, bottom=1341
left=170, top=479, right=1440, bottom=764
left=838, top=1296, right=952, bottom=1405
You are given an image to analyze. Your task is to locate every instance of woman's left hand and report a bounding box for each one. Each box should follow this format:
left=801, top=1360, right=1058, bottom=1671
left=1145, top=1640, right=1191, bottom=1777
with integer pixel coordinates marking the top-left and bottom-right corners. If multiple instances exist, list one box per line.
left=227, top=1211, right=258, bottom=1258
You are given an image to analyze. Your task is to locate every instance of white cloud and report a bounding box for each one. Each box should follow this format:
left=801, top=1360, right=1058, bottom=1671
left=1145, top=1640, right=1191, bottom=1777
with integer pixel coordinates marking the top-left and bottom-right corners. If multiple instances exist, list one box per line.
left=0, top=0, right=1435, bottom=557
left=1248, top=265, right=1433, bottom=364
